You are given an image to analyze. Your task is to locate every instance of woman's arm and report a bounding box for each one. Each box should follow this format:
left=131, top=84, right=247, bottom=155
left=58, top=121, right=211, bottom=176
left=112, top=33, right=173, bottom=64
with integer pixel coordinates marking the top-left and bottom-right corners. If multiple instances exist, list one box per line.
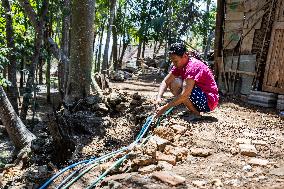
left=156, top=72, right=176, bottom=102
left=155, top=78, right=195, bottom=117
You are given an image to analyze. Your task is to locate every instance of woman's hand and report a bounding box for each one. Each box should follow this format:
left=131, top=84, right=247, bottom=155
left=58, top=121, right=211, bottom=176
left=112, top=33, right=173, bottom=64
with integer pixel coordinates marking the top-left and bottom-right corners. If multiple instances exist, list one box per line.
left=155, top=104, right=168, bottom=118
left=155, top=97, right=163, bottom=105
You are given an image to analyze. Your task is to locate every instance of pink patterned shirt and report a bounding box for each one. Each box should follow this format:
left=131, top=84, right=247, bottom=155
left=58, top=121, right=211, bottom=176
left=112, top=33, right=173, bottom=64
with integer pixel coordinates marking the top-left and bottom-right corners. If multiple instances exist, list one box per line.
left=171, top=57, right=219, bottom=111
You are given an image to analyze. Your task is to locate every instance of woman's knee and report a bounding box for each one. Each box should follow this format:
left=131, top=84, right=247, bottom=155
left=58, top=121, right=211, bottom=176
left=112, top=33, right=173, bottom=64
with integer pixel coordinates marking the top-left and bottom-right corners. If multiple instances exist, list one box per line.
left=169, top=78, right=183, bottom=96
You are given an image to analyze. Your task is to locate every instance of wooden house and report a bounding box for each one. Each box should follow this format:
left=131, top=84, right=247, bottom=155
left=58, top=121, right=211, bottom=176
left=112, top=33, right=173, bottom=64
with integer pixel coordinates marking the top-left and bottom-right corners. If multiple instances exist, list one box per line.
left=214, top=0, right=284, bottom=95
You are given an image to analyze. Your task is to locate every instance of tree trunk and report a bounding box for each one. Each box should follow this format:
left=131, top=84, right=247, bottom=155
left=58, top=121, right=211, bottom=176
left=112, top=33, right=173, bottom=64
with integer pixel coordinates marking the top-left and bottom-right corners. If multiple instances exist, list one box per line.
left=214, top=0, right=225, bottom=78
left=119, top=37, right=129, bottom=68
left=136, top=40, right=143, bottom=67
left=142, top=41, right=146, bottom=59
left=60, top=0, right=71, bottom=92
left=112, top=17, right=118, bottom=71
left=102, top=0, right=116, bottom=73
left=0, top=86, right=36, bottom=149
left=38, top=56, right=44, bottom=84
left=203, top=0, right=211, bottom=59
left=2, top=0, right=19, bottom=114
left=20, top=58, right=24, bottom=88
left=97, top=24, right=105, bottom=72
left=64, top=0, right=95, bottom=105
left=46, top=55, right=51, bottom=103
left=204, top=29, right=214, bottom=60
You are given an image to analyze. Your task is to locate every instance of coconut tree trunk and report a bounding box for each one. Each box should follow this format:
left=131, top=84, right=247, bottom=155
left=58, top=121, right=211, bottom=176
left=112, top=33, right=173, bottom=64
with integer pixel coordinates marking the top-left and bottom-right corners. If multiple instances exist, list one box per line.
left=64, top=0, right=95, bottom=104
left=2, top=0, right=19, bottom=114
left=0, top=86, right=36, bottom=149
left=102, top=0, right=116, bottom=73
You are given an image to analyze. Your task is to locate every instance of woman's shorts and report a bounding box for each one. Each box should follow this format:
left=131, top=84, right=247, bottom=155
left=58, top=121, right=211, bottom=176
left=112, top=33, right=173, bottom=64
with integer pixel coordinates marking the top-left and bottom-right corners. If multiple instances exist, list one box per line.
left=190, top=86, right=210, bottom=112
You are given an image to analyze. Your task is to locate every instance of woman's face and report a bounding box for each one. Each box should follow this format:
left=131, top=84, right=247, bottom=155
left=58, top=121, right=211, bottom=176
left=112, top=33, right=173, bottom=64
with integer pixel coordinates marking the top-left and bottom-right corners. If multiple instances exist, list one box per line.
left=170, top=54, right=187, bottom=68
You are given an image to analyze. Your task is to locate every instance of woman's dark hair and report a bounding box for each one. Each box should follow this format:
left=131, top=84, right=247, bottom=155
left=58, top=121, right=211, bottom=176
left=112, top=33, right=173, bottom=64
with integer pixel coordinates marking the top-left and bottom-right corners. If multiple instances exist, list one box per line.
left=168, top=43, right=187, bottom=56
left=168, top=42, right=206, bottom=64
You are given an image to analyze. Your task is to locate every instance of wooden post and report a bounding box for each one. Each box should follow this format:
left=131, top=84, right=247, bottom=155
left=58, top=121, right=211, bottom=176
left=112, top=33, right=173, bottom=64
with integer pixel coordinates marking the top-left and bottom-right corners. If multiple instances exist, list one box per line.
left=214, top=0, right=225, bottom=79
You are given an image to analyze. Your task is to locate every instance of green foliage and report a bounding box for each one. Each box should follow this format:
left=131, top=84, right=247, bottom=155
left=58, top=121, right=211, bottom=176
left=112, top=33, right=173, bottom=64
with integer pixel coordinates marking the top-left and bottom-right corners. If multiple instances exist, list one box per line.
left=0, top=77, right=11, bottom=87
left=0, top=0, right=216, bottom=78
left=189, top=0, right=217, bottom=50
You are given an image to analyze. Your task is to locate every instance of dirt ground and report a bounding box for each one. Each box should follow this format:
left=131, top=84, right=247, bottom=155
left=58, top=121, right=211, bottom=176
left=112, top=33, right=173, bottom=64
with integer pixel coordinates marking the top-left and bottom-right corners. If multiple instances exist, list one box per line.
left=1, top=70, right=284, bottom=189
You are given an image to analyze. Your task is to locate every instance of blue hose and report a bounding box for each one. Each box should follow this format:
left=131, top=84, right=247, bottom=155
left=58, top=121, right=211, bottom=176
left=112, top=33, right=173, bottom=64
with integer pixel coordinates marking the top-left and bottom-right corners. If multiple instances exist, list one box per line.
left=39, top=159, right=91, bottom=189
left=86, top=116, right=155, bottom=188
left=40, top=115, right=154, bottom=189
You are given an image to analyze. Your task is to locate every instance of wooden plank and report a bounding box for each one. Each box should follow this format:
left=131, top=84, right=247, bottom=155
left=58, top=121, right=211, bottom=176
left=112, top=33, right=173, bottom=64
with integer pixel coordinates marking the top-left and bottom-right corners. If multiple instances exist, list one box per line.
left=224, top=31, right=241, bottom=49
left=244, top=0, right=267, bottom=12
left=263, top=86, right=284, bottom=94
left=224, top=21, right=243, bottom=32
left=226, top=11, right=244, bottom=21
left=224, top=55, right=256, bottom=72
left=274, top=22, right=284, bottom=30
left=263, top=24, right=284, bottom=95
left=244, top=10, right=264, bottom=29
left=241, top=29, right=255, bottom=53
left=226, top=1, right=245, bottom=12
left=226, top=69, right=256, bottom=76
left=226, top=0, right=243, bottom=3
left=276, top=1, right=284, bottom=22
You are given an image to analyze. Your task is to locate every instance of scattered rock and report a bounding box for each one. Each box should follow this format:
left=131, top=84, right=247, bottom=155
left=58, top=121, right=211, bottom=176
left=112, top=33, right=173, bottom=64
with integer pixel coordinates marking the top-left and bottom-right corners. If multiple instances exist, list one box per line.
left=143, top=138, right=158, bottom=157
left=239, top=144, right=257, bottom=157
left=115, top=102, right=127, bottom=112
left=156, top=151, right=176, bottom=165
left=235, top=138, right=251, bottom=144
left=131, top=154, right=155, bottom=167
left=108, top=92, right=123, bottom=107
left=103, top=173, right=134, bottom=183
left=149, top=136, right=171, bottom=151
left=243, top=164, right=252, bottom=172
left=110, top=70, right=125, bottom=81
left=152, top=171, right=186, bottom=186
left=164, top=146, right=188, bottom=161
left=130, top=99, right=142, bottom=107
left=248, top=158, right=269, bottom=166
left=190, top=147, right=212, bottom=157
left=252, top=140, right=268, bottom=146
left=93, top=103, right=109, bottom=112
left=138, top=164, right=162, bottom=174
left=153, top=127, right=175, bottom=142
left=132, top=93, right=142, bottom=101
left=158, top=161, right=174, bottom=171
left=270, top=166, right=284, bottom=176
